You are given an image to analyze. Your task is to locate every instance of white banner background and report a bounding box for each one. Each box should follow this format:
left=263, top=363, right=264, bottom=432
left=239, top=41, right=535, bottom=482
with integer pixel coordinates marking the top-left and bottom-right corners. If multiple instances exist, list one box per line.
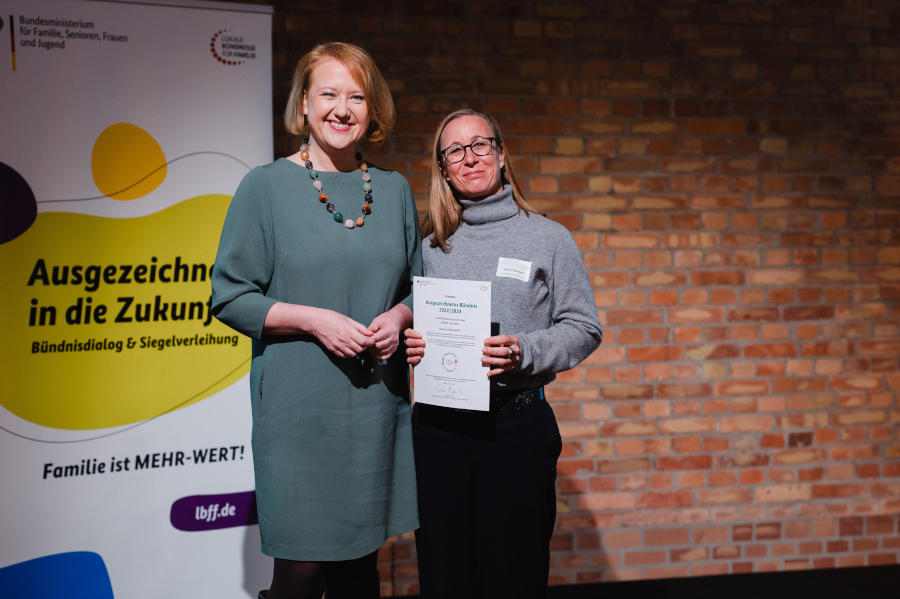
left=0, top=1, right=272, bottom=596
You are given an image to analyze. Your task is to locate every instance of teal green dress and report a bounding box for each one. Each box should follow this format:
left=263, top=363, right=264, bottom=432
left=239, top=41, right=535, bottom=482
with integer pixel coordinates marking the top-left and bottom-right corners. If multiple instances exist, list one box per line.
left=211, top=157, right=421, bottom=560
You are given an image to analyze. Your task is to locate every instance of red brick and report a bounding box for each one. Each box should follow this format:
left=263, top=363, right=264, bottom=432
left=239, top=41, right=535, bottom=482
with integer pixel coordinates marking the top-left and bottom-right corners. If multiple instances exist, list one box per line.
left=688, top=119, right=745, bottom=135
left=691, top=270, right=746, bottom=285
left=644, top=566, right=690, bottom=580
left=761, top=434, right=786, bottom=449
left=625, top=550, right=668, bottom=566
left=693, top=563, right=730, bottom=576
left=596, top=459, right=653, bottom=474
left=871, top=482, right=900, bottom=497
left=859, top=338, right=900, bottom=357
left=636, top=491, right=693, bottom=508
left=657, top=456, right=712, bottom=470
left=834, top=410, right=886, bottom=425
left=773, top=448, right=827, bottom=465
left=601, top=384, right=654, bottom=400
left=754, top=485, right=811, bottom=502
left=855, top=463, right=880, bottom=478
left=827, top=539, right=850, bottom=553
left=866, top=515, right=896, bottom=535
left=699, top=488, right=753, bottom=505
left=733, top=525, right=753, bottom=542
left=634, top=271, right=686, bottom=286
left=728, top=307, right=780, bottom=322
left=589, top=476, right=617, bottom=492
left=557, top=459, right=594, bottom=475
left=645, top=528, right=690, bottom=547
left=694, top=526, right=730, bottom=544
left=685, top=344, right=740, bottom=360
left=713, top=545, right=741, bottom=559
left=627, top=345, right=685, bottom=362
left=813, top=484, right=865, bottom=498
left=616, top=439, right=645, bottom=455
left=756, top=523, right=782, bottom=540
left=671, top=546, right=709, bottom=562
left=660, top=157, right=717, bottom=173
left=664, top=232, right=720, bottom=248
left=719, top=414, right=775, bottom=432
left=784, top=305, right=836, bottom=320
left=602, top=529, right=641, bottom=549
left=660, top=417, right=715, bottom=434
left=603, top=233, right=660, bottom=249
left=802, top=340, right=854, bottom=357
left=670, top=307, right=726, bottom=323
left=578, top=493, right=635, bottom=511
left=704, top=438, right=730, bottom=452
left=601, top=421, right=656, bottom=436
left=869, top=553, right=899, bottom=566
left=839, top=517, right=864, bottom=536
left=744, top=343, right=797, bottom=358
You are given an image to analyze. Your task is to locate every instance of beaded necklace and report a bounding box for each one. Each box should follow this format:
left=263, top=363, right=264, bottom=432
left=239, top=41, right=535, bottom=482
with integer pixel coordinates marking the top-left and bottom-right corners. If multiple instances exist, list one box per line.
left=300, top=141, right=372, bottom=229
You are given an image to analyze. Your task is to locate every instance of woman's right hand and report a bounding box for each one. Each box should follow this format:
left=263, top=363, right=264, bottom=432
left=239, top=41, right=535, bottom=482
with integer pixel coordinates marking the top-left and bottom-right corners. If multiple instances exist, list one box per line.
left=263, top=302, right=374, bottom=358
left=309, top=308, right=375, bottom=358
left=404, top=328, right=426, bottom=366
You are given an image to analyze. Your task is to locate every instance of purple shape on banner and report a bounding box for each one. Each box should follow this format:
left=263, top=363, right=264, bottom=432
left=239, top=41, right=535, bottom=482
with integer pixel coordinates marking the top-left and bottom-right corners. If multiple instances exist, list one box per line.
left=0, top=162, right=37, bottom=244
left=170, top=490, right=258, bottom=531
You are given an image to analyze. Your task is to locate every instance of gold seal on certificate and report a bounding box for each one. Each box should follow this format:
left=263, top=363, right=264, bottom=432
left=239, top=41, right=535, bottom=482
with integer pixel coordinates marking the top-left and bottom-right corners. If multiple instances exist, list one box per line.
left=413, top=276, right=491, bottom=411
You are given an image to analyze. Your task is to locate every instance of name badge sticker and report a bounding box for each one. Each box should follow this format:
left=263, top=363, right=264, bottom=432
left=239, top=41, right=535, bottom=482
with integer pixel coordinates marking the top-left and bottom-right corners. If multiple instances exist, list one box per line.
left=496, top=257, right=532, bottom=282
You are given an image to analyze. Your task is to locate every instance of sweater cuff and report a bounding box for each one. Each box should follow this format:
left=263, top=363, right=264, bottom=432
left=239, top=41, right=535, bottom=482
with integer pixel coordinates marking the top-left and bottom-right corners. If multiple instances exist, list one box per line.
left=213, top=292, right=278, bottom=340
left=516, top=333, right=534, bottom=374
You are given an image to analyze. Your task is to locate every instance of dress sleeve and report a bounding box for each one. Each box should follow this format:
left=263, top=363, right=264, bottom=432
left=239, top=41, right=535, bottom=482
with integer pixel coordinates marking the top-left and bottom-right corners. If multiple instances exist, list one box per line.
left=395, top=173, right=422, bottom=310
left=210, top=167, right=279, bottom=339
left=517, top=229, right=603, bottom=375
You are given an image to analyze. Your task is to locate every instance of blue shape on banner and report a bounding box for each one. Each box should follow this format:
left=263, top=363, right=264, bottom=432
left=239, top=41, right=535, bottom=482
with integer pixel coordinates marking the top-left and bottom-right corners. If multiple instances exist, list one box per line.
left=170, top=490, right=258, bottom=531
left=0, top=551, right=113, bottom=598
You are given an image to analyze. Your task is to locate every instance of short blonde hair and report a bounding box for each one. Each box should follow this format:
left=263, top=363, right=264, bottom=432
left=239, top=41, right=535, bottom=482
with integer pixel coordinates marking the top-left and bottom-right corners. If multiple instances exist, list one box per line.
left=284, top=42, right=395, bottom=143
left=422, top=109, right=538, bottom=251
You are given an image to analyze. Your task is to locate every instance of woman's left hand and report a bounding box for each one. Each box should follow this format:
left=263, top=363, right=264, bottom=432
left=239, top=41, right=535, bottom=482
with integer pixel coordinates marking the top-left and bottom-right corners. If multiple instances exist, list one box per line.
left=368, top=304, right=412, bottom=360
left=482, top=334, right=520, bottom=378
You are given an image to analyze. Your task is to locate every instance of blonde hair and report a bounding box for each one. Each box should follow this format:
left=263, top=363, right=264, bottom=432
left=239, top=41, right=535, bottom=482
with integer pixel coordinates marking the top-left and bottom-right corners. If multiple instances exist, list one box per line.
left=284, top=42, right=395, bottom=143
left=422, top=109, right=538, bottom=251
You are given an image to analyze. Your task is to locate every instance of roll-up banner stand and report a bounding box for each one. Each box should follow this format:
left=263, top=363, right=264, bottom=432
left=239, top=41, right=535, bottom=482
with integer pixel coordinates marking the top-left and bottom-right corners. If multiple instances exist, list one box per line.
left=0, top=1, right=273, bottom=595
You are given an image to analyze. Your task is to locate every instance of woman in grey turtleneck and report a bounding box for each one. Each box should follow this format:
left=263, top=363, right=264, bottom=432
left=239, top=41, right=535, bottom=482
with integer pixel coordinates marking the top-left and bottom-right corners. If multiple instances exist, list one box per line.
left=405, top=109, right=603, bottom=599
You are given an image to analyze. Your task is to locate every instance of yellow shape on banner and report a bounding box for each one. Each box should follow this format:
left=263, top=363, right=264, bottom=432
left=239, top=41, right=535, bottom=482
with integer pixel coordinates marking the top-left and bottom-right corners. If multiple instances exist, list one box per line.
left=0, top=195, right=249, bottom=430
left=91, top=123, right=167, bottom=200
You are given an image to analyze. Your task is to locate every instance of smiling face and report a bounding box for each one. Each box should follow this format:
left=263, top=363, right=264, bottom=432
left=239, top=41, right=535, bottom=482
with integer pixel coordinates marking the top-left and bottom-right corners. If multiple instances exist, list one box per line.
left=302, top=57, right=370, bottom=162
left=439, top=115, right=505, bottom=201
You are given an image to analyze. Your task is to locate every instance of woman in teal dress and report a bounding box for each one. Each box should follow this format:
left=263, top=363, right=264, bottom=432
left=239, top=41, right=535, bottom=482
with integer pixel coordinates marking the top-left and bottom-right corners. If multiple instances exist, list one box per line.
left=211, top=42, right=420, bottom=599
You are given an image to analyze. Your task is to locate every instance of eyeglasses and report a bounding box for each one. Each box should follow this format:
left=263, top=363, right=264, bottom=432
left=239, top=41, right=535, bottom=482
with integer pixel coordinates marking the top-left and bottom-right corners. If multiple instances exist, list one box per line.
left=440, top=137, right=497, bottom=164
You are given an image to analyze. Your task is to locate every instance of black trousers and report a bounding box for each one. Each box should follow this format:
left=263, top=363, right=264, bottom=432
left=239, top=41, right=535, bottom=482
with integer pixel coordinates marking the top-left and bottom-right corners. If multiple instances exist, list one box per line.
left=412, top=399, right=562, bottom=599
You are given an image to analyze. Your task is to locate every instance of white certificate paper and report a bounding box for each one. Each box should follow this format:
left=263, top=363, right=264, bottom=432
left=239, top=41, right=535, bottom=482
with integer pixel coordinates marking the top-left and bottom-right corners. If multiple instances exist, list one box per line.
left=413, top=276, right=491, bottom=411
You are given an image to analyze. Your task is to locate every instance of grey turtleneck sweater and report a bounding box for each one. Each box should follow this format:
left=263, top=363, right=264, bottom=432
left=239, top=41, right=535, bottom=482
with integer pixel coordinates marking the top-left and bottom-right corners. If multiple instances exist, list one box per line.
left=422, top=185, right=603, bottom=390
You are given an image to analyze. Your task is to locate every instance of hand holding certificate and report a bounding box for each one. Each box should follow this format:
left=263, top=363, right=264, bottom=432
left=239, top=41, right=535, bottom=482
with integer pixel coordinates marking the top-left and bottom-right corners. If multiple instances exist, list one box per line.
left=412, top=276, right=491, bottom=411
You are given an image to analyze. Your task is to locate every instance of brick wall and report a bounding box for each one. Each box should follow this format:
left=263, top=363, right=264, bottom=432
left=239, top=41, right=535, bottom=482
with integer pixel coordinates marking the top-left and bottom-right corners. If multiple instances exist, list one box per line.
left=232, top=0, right=899, bottom=593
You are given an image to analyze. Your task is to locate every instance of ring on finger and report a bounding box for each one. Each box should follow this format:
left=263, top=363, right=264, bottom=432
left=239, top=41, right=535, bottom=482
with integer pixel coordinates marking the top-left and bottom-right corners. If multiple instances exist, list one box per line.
left=508, top=345, right=517, bottom=360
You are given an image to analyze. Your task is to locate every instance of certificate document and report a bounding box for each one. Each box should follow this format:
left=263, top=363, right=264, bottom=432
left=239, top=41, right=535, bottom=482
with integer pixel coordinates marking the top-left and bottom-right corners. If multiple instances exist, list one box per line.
left=413, top=276, right=491, bottom=411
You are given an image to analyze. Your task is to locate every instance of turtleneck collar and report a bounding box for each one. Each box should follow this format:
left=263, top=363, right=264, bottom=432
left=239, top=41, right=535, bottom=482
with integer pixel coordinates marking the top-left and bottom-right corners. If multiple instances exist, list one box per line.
left=459, top=184, right=518, bottom=225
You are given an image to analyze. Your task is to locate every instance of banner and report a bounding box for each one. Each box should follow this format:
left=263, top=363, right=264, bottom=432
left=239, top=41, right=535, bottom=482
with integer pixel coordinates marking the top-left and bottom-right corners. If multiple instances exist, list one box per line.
left=0, top=0, right=272, bottom=596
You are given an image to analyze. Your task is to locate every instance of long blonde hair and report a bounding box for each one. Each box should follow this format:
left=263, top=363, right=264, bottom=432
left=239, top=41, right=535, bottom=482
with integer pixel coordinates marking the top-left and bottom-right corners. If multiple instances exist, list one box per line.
left=422, top=109, right=538, bottom=251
